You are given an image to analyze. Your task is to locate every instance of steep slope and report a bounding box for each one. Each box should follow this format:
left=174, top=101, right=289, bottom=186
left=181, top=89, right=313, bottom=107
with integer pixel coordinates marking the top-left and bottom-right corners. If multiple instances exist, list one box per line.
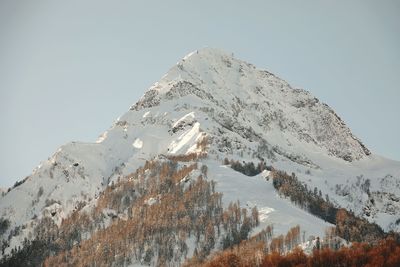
left=133, top=48, right=370, bottom=162
left=1, top=48, right=399, bottom=263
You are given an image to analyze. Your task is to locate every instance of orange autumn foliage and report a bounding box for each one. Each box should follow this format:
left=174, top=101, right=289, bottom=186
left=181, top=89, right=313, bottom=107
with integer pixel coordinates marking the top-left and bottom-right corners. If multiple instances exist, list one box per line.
left=200, top=237, right=400, bottom=267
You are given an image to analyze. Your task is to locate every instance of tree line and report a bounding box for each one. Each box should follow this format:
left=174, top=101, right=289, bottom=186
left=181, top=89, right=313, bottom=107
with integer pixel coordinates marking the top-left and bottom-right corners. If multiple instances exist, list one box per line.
left=271, top=170, right=388, bottom=244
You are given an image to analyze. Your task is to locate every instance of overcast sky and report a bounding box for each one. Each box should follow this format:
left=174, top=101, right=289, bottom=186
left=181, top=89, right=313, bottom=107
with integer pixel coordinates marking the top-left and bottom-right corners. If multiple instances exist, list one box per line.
left=0, top=0, right=399, bottom=187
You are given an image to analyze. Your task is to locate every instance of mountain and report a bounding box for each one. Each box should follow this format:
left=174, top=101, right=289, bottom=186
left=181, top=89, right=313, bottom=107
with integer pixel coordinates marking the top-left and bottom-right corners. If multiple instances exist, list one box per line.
left=1, top=48, right=399, bottom=266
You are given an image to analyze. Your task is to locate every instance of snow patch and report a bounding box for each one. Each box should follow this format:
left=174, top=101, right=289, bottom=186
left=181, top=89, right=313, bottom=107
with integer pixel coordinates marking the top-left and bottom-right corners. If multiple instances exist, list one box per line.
left=96, top=131, right=108, bottom=143
left=145, top=197, right=158, bottom=206
left=132, top=138, right=143, bottom=149
left=261, top=170, right=271, bottom=179
left=168, top=122, right=200, bottom=154
left=143, top=111, right=150, bottom=118
left=259, top=206, right=275, bottom=222
left=182, top=50, right=197, bottom=61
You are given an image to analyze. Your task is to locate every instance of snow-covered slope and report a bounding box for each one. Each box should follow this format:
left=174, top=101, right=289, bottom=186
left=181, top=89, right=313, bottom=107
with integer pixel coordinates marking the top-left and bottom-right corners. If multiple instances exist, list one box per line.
left=1, top=48, right=399, bottom=258
left=206, top=159, right=332, bottom=238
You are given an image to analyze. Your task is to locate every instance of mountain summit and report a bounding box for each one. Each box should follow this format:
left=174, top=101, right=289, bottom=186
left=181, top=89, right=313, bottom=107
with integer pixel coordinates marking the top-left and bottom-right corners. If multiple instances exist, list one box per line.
left=0, top=48, right=399, bottom=266
left=133, top=47, right=370, bottom=162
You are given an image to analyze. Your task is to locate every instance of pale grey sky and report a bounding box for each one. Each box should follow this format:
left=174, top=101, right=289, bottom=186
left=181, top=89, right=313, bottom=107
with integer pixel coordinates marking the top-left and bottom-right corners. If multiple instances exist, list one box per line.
left=0, top=0, right=399, bottom=187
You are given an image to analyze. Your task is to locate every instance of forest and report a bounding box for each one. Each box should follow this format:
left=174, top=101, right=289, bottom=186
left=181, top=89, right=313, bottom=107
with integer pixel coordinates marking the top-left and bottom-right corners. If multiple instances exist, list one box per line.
left=200, top=236, right=400, bottom=267
left=1, top=156, right=259, bottom=267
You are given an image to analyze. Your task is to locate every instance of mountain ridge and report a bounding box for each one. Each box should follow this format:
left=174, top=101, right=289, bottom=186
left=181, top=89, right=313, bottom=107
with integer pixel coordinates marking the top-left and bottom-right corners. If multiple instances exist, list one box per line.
left=131, top=47, right=370, bottom=162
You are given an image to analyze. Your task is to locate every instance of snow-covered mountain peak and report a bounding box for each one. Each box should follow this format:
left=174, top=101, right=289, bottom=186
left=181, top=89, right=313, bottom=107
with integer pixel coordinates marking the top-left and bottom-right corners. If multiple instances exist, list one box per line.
left=132, top=48, right=370, bottom=163
left=181, top=47, right=232, bottom=61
